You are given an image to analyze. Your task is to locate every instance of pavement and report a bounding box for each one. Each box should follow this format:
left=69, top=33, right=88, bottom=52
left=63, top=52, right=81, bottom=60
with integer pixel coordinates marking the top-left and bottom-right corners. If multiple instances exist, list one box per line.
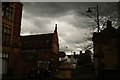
left=2, top=63, right=120, bottom=80
left=71, top=64, right=96, bottom=80
left=71, top=64, right=120, bottom=80
left=1, top=70, right=58, bottom=80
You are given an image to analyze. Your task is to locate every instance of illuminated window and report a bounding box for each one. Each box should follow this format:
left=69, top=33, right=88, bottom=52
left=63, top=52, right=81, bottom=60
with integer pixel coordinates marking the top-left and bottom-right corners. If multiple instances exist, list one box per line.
left=2, top=53, right=9, bottom=59
left=6, top=53, right=9, bottom=58
left=2, top=53, right=6, bottom=58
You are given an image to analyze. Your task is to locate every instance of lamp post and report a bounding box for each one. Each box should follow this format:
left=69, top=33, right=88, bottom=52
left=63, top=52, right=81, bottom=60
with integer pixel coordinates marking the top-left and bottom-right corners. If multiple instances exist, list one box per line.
left=87, top=4, right=100, bottom=33
left=87, top=4, right=101, bottom=77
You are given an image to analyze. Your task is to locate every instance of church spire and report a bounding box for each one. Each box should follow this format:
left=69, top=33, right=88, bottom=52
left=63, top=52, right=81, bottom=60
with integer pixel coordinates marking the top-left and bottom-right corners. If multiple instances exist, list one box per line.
left=54, top=24, right=57, bottom=33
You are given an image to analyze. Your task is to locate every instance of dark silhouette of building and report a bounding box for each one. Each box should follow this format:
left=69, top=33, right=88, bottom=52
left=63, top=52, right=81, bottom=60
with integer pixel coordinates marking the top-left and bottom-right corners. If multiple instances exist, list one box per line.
left=77, top=50, right=92, bottom=66
left=59, top=51, right=66, bottom=58
left=20, top=26, right=59, bottom=76
left=92, top=20, right=120, bottom=76
left=2, top=2, right=23, bottom=76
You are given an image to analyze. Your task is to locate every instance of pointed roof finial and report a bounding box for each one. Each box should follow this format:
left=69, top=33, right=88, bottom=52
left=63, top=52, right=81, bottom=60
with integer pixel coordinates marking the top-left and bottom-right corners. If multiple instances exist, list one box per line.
left=55, top=24, right=57, bottom=27
left=55, top=24, right=57, bottom=31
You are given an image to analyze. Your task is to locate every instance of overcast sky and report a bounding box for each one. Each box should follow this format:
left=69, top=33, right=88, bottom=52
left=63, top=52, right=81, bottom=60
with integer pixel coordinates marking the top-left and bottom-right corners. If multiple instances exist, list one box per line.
left=20, top=2, right=118, bottom=55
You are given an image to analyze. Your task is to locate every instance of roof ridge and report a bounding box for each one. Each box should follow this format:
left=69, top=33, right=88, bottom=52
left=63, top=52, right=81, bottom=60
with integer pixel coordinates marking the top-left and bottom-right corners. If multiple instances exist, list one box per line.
left=21, top=33, right=54, bottom=37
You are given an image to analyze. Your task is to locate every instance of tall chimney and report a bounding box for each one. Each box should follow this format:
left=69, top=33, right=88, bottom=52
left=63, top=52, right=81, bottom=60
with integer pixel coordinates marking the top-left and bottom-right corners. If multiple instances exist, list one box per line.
left=74, top=52, right=76, bottom=56
left=107, top=20, right=112, bottom=27
left=80, top=51, right=82, bottom=55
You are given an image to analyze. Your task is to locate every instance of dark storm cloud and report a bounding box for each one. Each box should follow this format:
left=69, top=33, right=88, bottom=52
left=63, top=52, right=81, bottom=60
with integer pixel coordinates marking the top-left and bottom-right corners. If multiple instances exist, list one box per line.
left=22, top=2, right=93, bottom=18
left=22, top=2, right=117, bottom=18
left=21, top=2, right=118, bottom=54
left=22, top=2, right=118, bottom=29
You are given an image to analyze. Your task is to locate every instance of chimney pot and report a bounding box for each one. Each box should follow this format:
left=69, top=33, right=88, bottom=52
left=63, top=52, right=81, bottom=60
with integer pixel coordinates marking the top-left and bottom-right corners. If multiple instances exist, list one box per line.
left=107, top=20, right=112, bottom=27
left=80, top=51, right=82, bottom=55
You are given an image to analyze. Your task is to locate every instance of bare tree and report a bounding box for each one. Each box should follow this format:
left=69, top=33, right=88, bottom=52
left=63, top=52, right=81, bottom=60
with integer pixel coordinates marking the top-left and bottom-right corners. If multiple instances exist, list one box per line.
left=79, top=2, right=118, bottom=50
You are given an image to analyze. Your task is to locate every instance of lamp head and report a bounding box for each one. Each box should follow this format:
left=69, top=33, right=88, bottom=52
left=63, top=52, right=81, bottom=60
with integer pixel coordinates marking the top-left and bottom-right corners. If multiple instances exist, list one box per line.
left=87, top=8, right=92, bottom=13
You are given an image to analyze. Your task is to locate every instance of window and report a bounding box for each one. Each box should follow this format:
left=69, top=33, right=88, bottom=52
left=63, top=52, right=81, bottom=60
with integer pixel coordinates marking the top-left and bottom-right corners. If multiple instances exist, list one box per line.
left=2, top=33, right=7, bottom=44
left=2, top=53, right=9, bottom=59
left=4, top=27, right=7, bottom=33
left=2, top=26, right=12, bottom=45
left=2, top=2, right=13, bottom=20
left=8, top=28, right=12, bottom=34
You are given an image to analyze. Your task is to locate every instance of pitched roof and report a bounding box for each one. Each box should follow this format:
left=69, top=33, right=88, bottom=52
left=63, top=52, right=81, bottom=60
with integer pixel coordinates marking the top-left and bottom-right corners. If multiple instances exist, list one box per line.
left=100, top=20, right=117, bottom=38
left=21, top=33, right=54, bottom=49
left=101, top=26, right=116, bottom=38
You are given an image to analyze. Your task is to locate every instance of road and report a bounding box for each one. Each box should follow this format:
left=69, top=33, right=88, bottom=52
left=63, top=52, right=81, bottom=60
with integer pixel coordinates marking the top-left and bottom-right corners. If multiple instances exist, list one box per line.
left=71, top=64, right=96, bottom=80
left=2, top=63, right=120, bottom=80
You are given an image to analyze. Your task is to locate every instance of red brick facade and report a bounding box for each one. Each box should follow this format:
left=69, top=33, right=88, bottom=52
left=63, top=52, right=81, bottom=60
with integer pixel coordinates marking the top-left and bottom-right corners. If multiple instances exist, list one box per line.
left=20, top=27, right=59, bottom=75
left=2, top=2, right=59, bottom=76
left=2, top=2, right=23, bottom=76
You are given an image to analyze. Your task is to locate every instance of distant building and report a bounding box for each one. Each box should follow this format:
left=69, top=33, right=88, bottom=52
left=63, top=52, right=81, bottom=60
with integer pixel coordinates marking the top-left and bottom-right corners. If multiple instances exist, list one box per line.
left=59, top=51, right=66, bottom=62
left=66, top=55, right=77, bottom=64
left=92, top=20, right=120, bottom=75
left=20, top=26, right=59, bottom=76
left=59, top=51, right=66, bottom=58
left=77, top=50, right=92, bottom=66
left=2, top=2, right=23, bottom=76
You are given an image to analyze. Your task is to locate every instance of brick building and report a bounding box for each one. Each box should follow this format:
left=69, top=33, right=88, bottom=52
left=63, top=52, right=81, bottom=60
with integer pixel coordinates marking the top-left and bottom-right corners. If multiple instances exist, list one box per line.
left=20, top=26, right=59, bottom=76
left=2, top=2, right=23, bottom=76
left=92, top=20, right=120, bottom=76
left=1, top=2, right=59, bottom=77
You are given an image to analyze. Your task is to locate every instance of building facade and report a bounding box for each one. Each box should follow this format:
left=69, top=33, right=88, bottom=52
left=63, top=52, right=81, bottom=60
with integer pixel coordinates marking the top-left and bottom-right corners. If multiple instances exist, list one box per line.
left=20, top=26, right=59, bottom=76
left=2, top=2, right=23, bottom=76
left=92, top=20, right=120, bottom=76
left=1, top=2, right=60, bottom=77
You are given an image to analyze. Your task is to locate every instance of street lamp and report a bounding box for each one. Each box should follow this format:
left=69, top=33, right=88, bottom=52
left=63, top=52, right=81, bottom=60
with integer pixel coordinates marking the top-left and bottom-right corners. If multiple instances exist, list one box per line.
left=87, top=4, right=100, bottom=33
left=87, top=4, right=101, bottom=77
